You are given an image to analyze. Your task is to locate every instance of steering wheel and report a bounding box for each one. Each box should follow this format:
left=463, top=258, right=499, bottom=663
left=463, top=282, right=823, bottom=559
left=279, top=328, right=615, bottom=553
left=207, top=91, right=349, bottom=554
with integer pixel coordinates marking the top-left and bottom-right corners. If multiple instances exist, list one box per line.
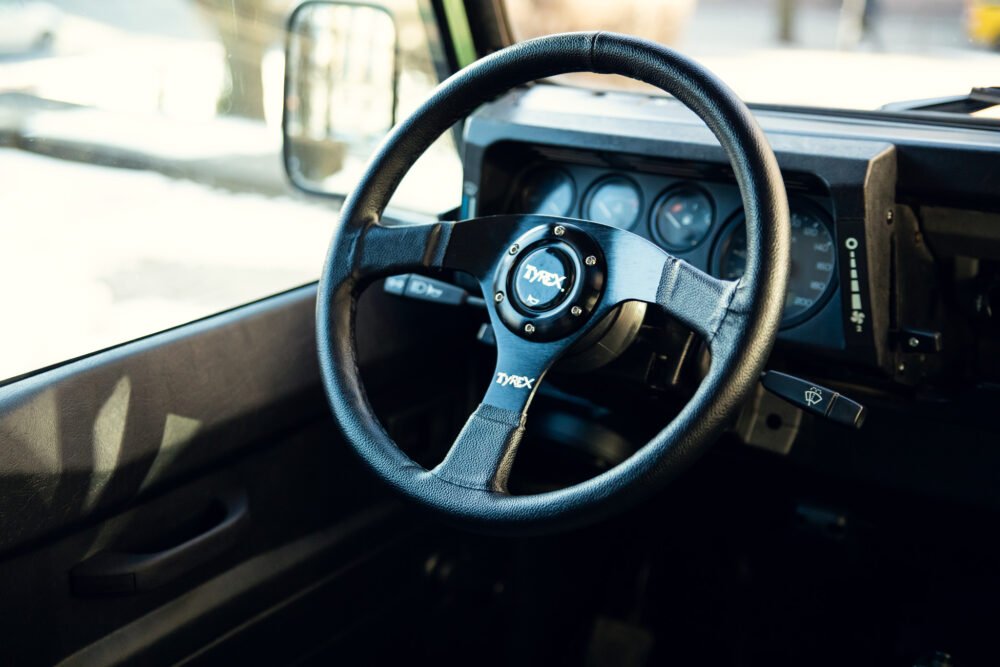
left=316, top=32, right=789, bottom=533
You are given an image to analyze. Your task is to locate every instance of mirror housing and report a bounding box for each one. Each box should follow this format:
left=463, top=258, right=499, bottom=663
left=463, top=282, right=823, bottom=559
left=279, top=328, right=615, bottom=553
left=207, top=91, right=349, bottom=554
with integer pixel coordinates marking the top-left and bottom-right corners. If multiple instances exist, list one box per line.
left=282, top=1, right=398, bottom=196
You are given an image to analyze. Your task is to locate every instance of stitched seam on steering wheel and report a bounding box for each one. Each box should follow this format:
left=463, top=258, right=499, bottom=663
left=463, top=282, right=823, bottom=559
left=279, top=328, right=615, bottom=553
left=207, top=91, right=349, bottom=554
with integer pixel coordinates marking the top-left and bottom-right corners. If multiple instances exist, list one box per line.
left=708, top=277, right=746, bottom=344
left=475, top=412, right=522, bottom=429
left=431, top=412, right=525, bottom=491
left=429, top=470, right=494, bottom=492
left=474, top=403, right=525, bottom=427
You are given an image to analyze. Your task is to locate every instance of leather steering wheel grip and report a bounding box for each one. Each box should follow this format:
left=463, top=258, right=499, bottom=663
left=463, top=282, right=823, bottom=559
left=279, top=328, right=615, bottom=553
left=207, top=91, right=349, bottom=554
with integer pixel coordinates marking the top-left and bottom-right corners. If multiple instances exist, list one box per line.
left=316, top=32, right=790, bottom=534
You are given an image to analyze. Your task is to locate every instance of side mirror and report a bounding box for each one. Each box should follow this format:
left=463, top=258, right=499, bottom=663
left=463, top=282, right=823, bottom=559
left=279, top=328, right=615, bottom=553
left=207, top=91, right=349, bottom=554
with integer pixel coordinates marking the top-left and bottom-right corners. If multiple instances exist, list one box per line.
left=282, top=1, right=398, bottom=196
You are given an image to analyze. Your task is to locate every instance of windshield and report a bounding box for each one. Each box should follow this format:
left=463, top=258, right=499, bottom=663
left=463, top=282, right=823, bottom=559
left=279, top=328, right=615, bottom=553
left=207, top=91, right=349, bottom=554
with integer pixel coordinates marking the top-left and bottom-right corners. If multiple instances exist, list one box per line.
left=505, top=0, right=1000, bottom=113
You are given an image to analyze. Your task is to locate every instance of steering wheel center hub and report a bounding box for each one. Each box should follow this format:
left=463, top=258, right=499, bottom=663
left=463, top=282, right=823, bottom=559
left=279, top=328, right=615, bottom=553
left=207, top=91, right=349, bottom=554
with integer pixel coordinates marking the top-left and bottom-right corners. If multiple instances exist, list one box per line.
left=512, top=246, right=574, bottom=311
left=493, top=222, right=605, bottom=341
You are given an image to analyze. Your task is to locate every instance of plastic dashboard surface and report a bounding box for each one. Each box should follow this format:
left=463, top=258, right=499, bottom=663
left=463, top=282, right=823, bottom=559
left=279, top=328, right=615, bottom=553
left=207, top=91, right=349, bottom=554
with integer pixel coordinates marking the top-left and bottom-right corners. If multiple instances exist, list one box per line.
left=481, top=149, right=839, bottom=334
left=461, top=84, right=898, bottom=369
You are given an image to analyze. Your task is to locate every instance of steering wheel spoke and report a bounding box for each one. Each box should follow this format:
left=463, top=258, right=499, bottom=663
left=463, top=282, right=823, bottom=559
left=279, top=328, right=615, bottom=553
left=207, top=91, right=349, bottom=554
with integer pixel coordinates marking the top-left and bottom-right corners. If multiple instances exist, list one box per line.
left=597, top=230, right=744, bottom=346
left=350, top=220, right=452, bottom=281
left=432, top=328, right=572, bottom=493
left=350, top=214, right=544, bottom=286
left=646, top=255, right=744, bottom=346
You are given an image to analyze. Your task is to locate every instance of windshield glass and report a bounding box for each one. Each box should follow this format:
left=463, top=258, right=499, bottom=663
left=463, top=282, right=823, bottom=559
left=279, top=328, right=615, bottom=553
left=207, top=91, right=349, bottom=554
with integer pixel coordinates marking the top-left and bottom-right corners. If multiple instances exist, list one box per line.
left=505, top=0, right=1000, bottom=113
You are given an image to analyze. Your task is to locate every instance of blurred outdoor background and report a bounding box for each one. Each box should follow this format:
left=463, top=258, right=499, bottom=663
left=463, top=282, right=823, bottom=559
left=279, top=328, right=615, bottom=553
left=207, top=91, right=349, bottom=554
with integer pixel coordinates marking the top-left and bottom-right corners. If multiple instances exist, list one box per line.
left=1, top=0, right=997, bottom=381
left=0, top=0, right=460, bottom=381
left=508, top=0, right=1000, bottom=108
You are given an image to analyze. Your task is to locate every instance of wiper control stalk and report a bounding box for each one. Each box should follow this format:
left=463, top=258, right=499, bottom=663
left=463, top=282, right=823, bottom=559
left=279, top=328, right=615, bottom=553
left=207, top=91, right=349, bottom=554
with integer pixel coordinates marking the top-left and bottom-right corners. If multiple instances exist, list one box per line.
left=761, top=371, right=866, bottom=429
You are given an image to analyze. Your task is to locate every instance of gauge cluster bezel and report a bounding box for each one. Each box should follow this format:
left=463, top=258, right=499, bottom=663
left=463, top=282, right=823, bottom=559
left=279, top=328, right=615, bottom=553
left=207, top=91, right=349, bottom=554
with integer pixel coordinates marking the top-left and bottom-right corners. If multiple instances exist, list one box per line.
left=477, top=144, right=847, bottom=351
left=462, top=86, right=900, bottom=369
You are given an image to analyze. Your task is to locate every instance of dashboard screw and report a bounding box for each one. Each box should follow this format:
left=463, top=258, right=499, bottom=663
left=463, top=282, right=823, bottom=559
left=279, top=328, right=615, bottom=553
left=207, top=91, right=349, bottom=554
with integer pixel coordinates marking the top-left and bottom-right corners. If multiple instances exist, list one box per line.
left=585, top=255, right=597, bottom=266
left=524, top=323, right=536, bottom=334
left=571, top=306, right=583, bottom=316
left=908, top=336, right=920, bottom=348
left=509, top=244, right=519, bottom=255
left=554, top=225, right=566, bottom=236
left=494, top=292, right=504, bottom=303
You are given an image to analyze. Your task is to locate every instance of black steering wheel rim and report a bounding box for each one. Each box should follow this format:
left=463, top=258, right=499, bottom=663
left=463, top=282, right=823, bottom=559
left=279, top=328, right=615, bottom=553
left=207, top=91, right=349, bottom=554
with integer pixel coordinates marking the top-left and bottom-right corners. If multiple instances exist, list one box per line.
left=316, top=32, right=790, bottom=534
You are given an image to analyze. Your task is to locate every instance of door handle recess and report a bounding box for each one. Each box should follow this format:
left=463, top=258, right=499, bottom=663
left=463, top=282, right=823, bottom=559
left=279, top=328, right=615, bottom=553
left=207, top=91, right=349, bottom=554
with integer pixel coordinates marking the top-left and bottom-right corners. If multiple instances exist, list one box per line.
left=70, top=490, right=250, bottom=596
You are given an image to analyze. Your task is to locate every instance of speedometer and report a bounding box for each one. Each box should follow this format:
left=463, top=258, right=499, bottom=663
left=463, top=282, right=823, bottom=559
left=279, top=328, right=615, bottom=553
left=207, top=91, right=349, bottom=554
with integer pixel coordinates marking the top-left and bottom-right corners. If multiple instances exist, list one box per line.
left=714, top=204, right=837, bottom=327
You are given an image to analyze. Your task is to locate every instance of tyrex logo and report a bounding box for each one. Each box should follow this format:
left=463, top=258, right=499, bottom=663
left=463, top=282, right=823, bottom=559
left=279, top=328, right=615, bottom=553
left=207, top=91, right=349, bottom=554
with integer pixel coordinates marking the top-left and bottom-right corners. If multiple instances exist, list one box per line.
left=496, top=372, right=535, bottom=389
left=521, top=263, right=566, bottom=289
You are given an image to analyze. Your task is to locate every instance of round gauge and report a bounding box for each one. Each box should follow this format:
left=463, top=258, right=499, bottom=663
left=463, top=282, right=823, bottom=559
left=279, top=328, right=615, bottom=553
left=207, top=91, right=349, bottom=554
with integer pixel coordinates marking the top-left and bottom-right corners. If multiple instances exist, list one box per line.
left=715, top=204, right=837, bottom=326
left=518, top=167, right=576, bottom=216
left=582, top=175, right=642, bottom=230
left=650, top=185, right=715, bottom=251
left=521, top=167, right=576, bottom=215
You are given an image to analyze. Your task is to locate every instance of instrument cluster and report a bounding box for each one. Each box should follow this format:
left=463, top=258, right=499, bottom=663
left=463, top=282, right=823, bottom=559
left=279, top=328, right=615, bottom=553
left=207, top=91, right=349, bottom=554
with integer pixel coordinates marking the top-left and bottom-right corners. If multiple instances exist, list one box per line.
left=506, top=163, right=839, bottom=330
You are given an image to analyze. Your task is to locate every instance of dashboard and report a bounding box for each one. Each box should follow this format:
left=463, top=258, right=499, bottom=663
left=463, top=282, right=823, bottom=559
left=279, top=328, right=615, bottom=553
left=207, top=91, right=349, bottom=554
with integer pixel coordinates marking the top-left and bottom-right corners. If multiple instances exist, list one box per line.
left=453, top=83, right=1000, bottom=392
left=464, top=133, right=892, bottom=361
left=501, top=161, right=838, bottom=331
left=457, top=83, right=1000, bottom=386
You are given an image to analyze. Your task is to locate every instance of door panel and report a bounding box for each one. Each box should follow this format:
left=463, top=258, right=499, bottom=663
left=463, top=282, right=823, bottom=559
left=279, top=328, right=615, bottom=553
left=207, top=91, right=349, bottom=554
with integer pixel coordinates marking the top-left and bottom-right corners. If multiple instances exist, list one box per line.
left=0, top=280, right=477, bottom=664
left=0, top=285, right=321, bottom=554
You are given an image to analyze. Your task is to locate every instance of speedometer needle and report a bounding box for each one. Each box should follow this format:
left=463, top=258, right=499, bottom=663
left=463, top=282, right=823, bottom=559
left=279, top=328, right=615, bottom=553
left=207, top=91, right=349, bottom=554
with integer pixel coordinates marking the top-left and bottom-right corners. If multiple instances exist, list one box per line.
left=666, top=210, right=683, bottom=229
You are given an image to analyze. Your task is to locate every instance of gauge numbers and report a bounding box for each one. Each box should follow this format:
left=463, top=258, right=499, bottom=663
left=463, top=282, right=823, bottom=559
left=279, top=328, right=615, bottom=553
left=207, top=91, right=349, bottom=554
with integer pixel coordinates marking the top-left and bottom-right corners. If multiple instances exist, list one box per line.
left=716, top=205, right=836, bottom=326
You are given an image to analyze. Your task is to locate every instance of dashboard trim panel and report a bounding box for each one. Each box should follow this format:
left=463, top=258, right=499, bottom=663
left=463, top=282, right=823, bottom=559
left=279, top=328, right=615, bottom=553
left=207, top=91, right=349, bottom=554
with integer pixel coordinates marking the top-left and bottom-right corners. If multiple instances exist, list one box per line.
left=463, top=87, right=897, bottom=369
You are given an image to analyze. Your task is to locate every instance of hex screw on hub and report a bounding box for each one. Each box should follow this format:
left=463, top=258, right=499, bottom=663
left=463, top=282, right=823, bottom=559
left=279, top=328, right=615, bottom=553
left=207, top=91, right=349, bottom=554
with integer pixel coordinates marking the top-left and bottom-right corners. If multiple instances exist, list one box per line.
left=571, top=306, right=583, bottom=316
left=585, top=255, right=597, bottom=266
left=494, top=292, right=505, bottom=303
left=524, top=323, right=536, bottom=334
left=554, top=225, right=566, bottom=236
left=509, top=244, right=520, bottom=255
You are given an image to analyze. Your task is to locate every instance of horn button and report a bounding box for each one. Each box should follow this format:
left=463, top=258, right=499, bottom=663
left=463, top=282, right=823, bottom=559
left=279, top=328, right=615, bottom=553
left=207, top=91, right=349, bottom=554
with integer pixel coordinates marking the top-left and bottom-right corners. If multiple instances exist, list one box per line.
left=493, top=222, right=605, bottom=341
left=512, top=247, right=573, bottom=312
